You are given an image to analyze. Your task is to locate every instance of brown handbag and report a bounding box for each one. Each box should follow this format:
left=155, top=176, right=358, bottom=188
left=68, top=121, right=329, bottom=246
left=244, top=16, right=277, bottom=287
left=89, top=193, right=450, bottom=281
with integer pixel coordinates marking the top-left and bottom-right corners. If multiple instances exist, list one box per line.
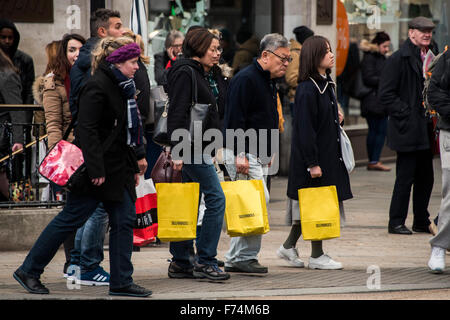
left=150, top=147, right=182, bottom=183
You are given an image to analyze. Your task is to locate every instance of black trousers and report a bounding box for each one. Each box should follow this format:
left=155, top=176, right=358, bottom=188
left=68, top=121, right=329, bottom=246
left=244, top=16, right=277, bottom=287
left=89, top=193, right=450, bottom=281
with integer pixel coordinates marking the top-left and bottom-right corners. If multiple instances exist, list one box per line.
left=389, top=149, right=434, bottom=228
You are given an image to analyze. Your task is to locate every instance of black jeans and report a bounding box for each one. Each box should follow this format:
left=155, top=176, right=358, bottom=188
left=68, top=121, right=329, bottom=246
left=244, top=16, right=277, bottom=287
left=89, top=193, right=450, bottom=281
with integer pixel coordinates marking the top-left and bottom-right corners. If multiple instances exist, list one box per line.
left=389, top=149, right=434, bottom=228
left=19, top=188, right=136, bottom=289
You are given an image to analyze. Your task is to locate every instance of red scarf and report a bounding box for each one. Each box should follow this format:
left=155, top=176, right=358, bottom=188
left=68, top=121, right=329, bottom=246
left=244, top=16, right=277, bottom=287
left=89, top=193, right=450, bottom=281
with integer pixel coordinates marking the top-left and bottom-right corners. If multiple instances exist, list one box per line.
left=165, top=56, right=177, bottom=69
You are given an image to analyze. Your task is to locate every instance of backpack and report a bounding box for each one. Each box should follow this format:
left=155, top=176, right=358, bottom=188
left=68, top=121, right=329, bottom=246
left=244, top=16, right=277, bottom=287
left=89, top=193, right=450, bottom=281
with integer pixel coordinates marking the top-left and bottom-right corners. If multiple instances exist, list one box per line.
left=423, top=46, right=448, bottom=116
left=422, top=46, right=448, bottom=155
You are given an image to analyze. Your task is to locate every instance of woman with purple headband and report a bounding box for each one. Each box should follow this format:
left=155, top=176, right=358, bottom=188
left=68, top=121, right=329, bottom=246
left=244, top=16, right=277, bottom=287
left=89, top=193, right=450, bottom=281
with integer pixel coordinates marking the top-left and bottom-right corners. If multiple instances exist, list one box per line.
left=13, top=37, right=152, bottom=298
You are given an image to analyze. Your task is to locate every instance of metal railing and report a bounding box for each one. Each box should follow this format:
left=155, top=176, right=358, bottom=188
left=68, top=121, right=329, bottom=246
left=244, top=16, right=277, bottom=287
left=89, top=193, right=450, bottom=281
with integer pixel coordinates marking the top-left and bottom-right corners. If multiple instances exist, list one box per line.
left=0, top=104, right=65, bottom=208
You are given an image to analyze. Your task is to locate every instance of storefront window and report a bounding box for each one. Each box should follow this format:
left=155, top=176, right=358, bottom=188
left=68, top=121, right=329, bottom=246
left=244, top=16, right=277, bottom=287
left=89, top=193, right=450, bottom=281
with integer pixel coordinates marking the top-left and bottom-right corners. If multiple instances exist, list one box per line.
left=343, top=0, right=450, bottom=52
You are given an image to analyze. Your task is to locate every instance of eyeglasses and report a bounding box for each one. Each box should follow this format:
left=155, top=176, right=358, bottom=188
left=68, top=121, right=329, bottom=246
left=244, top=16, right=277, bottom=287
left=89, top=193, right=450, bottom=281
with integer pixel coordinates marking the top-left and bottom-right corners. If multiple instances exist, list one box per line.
left=266, top=50, right=292, bottom=63
left=209, top=46, right=223, bottom=54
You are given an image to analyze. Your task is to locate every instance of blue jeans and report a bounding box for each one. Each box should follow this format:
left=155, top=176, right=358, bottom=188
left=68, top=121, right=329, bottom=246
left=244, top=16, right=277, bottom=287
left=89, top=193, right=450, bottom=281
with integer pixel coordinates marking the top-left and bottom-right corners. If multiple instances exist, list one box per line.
left=70, top=203, right=108, bottom=273
left=169, top=160, right=226, bottom=268
left=366, top=116, right=388, bottom=163
left=19, top=189, right=136, bottom=289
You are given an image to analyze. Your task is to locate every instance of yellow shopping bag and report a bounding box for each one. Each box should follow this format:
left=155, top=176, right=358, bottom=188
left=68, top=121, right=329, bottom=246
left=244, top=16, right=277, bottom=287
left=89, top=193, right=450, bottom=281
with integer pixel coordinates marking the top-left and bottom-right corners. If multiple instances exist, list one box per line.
left=221, top=179, right=270, bottom=237
left=155, top=182, right=200, bottom=242
left=298, top=185, right=340, bottom=241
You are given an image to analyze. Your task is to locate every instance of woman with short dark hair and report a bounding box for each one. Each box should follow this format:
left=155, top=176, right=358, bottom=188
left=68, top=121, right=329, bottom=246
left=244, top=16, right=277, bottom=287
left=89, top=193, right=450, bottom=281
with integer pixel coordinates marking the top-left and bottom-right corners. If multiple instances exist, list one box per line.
left=166, top=27, right=229, bottom=281
left=278, top=36, right=352, bottom=270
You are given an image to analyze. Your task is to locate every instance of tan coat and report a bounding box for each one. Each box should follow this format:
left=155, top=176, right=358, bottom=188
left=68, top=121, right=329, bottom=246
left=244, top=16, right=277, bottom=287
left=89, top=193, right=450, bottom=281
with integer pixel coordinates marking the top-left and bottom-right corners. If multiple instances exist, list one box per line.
left=32, top=73, right=73, bottom=149
left=285, top=39, right=302, bottom=103
left=232, top=37, right=260, bottom=75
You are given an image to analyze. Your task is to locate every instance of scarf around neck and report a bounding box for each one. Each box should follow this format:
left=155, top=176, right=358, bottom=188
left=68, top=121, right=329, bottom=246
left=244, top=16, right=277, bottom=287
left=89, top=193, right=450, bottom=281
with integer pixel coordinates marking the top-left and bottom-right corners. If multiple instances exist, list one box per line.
left=109, top=64, right=143, bottom=147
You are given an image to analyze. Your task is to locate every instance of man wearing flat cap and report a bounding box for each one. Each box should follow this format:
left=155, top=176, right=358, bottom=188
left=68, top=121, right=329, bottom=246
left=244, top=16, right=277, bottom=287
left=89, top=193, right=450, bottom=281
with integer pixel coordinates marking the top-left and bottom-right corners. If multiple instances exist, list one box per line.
left=378, top=16, right=438, bottom=235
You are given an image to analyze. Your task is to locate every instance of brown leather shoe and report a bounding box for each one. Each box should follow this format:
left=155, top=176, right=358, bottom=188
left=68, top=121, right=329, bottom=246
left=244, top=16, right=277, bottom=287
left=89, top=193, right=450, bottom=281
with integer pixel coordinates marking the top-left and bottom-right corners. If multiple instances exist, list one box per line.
left=367, top=162, right=391, bottom=171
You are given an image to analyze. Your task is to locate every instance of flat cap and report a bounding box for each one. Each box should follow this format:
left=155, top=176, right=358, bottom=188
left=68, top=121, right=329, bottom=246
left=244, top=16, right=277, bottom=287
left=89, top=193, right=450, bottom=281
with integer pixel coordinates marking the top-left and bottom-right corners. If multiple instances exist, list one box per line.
left=408, top=16, right=435, bottom=30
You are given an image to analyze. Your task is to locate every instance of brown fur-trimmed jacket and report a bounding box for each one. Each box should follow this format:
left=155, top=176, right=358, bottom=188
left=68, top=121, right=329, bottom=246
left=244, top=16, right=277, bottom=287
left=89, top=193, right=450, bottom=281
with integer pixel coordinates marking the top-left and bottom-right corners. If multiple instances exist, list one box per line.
left=33, top=73, right=73, bottom=149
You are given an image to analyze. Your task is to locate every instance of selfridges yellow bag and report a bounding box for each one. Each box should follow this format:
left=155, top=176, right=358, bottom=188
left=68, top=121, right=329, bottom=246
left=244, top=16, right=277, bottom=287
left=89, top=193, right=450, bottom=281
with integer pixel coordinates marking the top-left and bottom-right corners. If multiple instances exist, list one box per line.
left=298, top=185, right=340, bottom=241
left=221, top=179, right=270, bottom=237
left=156, top=182, right=200, bottom=242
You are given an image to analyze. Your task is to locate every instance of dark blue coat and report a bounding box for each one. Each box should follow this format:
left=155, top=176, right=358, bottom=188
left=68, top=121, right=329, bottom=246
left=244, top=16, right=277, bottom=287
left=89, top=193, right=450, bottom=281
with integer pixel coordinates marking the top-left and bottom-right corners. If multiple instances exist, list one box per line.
left=287, top=76, right=353, bottom=202
left=69, top=37, right=99, bottom=116
left=223, top=59, right=278, bottom=160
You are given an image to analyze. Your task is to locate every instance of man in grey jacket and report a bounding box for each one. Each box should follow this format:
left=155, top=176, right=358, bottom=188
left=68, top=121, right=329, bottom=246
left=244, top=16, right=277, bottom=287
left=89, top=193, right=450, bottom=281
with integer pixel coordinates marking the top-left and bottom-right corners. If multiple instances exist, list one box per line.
left=426, top=48, right=450, bottom=273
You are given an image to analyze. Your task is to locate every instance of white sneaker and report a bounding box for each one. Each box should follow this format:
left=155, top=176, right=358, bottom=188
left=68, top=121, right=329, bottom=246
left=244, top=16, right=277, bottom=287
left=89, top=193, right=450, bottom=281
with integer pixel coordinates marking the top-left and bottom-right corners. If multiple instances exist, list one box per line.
left=428, top=246, right=446, bottom=273
left=277, top=245, right=305, bottom=267
left=308, top=254, right=343, bottom=270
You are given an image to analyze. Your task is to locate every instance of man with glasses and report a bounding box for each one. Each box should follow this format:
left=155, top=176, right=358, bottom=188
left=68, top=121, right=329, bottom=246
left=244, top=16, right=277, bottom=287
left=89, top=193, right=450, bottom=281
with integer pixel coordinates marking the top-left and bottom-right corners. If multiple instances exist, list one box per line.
left=379, top=16, right=438, bottom=235
left=222, top=33, right=290, bottom=274
left=154, top=30, right=185, bottom=86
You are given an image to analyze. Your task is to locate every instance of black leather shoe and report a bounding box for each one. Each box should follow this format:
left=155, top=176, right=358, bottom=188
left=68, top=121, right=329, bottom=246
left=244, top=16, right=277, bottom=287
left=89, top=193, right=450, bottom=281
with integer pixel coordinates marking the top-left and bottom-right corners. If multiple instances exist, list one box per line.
left=109, top=283, right=152, bottom=297
left=412, top=225, right=431, bottom=233
left=13, top=268, right=49, bottom=294
left=388, top=225, right=413, bottom=235
left=224, top=259, right=268, bottom=273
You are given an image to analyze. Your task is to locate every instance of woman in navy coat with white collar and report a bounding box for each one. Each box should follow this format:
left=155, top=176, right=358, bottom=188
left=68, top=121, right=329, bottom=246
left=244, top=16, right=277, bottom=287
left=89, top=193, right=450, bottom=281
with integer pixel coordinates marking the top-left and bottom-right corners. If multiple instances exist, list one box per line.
left=277, top=36, right=352, bottom=271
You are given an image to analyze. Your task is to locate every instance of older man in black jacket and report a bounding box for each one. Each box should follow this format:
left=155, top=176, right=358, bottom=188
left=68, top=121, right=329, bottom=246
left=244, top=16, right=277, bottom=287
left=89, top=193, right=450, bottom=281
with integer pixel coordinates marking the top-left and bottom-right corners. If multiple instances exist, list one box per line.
left=222, top=33, right=290, bottom=273
left=427, top=48, right=450, bottom=272
left=379, top=17, right=438, bottom=235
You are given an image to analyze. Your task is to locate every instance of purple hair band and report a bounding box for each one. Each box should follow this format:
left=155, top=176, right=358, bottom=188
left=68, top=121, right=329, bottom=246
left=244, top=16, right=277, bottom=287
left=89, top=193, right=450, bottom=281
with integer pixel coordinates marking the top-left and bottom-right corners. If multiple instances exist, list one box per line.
left=106, top=42, right=141, bottom=64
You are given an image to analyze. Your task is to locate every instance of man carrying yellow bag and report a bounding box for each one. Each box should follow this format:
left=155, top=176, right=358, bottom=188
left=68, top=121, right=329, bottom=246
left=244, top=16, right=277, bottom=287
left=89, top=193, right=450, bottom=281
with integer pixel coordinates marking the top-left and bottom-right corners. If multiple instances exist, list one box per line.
left=221, top=179, right=270, bottom=238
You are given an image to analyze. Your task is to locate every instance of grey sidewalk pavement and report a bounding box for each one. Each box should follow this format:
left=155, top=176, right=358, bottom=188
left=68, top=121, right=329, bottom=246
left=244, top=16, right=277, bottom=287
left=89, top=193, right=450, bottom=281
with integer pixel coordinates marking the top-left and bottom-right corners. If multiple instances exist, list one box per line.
left=1, top=158, right=450, bottom=300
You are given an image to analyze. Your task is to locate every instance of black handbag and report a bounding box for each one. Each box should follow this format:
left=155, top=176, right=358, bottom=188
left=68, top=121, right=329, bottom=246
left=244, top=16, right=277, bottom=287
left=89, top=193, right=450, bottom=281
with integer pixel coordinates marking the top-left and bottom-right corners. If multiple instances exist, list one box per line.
left=152, top=98, right=170, bottom=146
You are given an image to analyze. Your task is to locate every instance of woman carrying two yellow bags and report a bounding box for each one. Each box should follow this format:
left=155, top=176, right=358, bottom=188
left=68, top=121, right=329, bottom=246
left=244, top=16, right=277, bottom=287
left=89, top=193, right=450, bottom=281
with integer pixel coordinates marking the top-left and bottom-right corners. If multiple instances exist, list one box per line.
left=281, top=36, right=353, bottom=270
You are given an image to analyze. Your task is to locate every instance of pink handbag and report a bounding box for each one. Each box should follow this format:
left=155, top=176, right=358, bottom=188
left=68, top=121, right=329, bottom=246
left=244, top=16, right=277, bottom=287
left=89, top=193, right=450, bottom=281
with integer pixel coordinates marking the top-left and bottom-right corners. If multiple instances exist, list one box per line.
left=38, top=140, right=84, bottom=187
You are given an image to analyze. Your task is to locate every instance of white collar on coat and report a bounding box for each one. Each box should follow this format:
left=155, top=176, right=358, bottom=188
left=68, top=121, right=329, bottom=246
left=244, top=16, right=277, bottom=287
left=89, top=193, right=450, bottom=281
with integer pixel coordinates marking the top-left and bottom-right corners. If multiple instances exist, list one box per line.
left=309, top=76, right=337, bottom=95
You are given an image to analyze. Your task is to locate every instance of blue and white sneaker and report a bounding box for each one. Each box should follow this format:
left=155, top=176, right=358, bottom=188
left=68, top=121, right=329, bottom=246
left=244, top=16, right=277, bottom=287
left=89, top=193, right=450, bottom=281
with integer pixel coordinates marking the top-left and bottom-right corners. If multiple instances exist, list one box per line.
left=80, top=266, right=110, bottom=286
left=64, top=264, right=80, bottom=280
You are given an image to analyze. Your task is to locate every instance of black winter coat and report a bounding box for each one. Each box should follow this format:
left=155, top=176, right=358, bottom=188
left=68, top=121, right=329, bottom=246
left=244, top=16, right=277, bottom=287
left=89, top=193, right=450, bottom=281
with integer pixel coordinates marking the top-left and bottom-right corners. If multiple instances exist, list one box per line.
left=166, top=58, right=221, bottom=154
left=210, top=65, right=229, bottom=129
left=428, top=49, right=450, bottom=131
left=134, top=59, right=151, bottom=125
left=75, top=61, right=139, bottom=202
left=378, top=38, right=438, bottom=152
left=154, top=51, right=171, bottom=86
left=287, top=76, right=353, bottom=202
left=69, top=37, right=99, bottom=116
left=360, top=50, right=387, bottom=118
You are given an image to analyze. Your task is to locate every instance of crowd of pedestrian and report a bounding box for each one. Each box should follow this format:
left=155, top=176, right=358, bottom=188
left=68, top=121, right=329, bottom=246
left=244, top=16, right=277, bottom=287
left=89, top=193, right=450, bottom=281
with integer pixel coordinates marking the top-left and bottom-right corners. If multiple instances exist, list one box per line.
left=0, top=9, right=448, bottom=297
